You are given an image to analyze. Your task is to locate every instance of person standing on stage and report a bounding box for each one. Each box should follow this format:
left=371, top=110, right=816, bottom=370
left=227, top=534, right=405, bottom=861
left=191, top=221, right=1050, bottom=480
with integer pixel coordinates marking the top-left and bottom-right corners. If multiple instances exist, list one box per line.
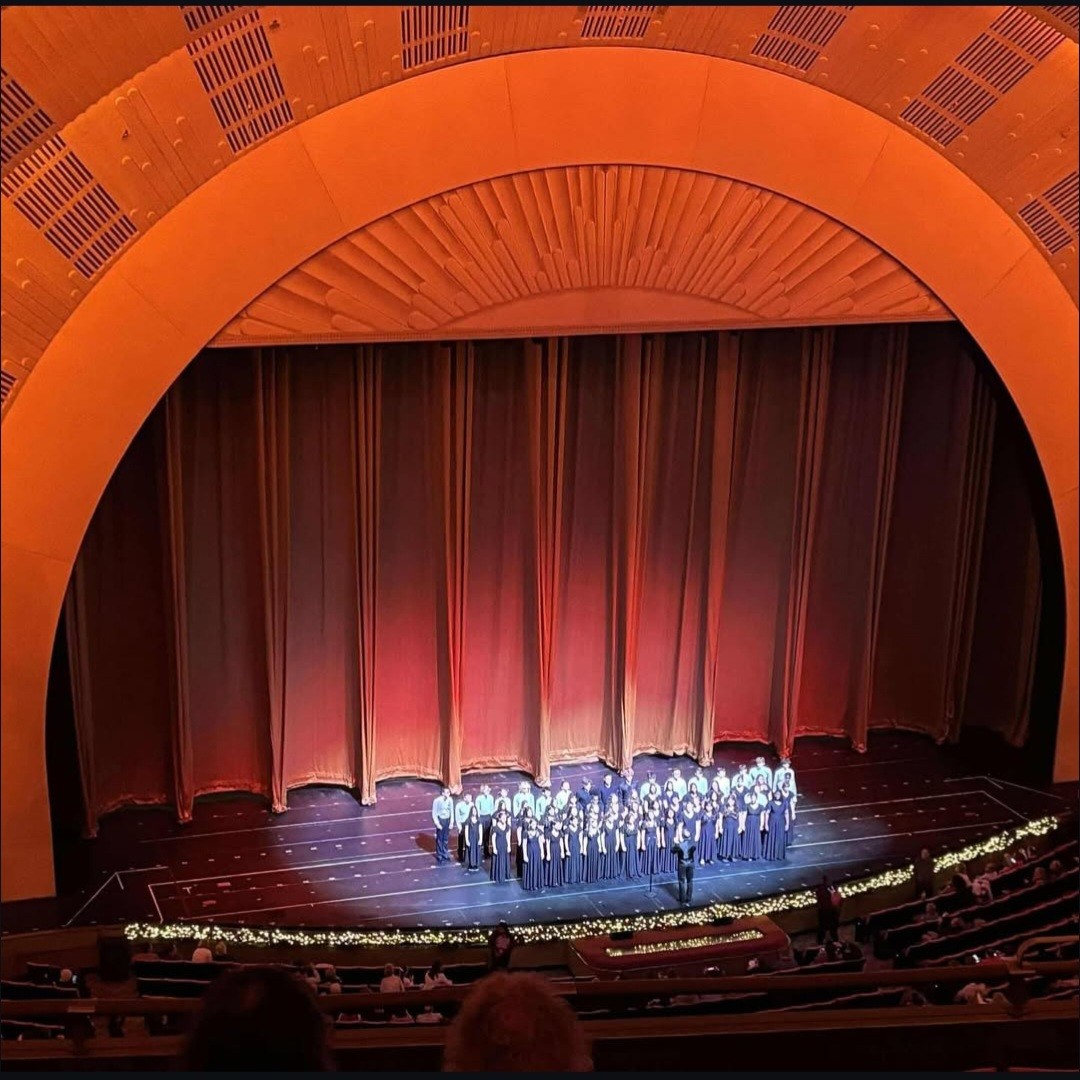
left=432, top=788, right=454, bottom=864
left=490, top=810, right=512, bottom=883
left=576, top=776, right=594, bottom=808
left=512, top=782, right=535, bottom=824
left=734, top=763, right=750, bottom=793
left=455, top=793, right=474, bottom=862
left=719, top=795, right=740, bottom=861
left=623, top=813, right=642, bottom=880
left=670, top=768, right=688, bottom=800
left=521, top=819, right=544, bottom=892
left=698, top=796, right=717, bottom=865
left=687, top=767, right=707, bottom=798
left=778, top=757, right=796, bottom=797
left=535, top=781, right=552, bottom=820
left=565, top=817, right=584, bottom=884
left=476, top=784, right=495, bottom=855
left=643, top=811, right=661, bottom=876
left=749, top=756, right=773, bottom=791
left=599, top=773, right=617, bottom=811
left=763, top=790, right=787, bottom=861
left=673, top=819, right=698, bottom=905
left=554, top=780, right=572, bottom=812
left=494, top=787, right=512, bottom=818
left=463, top=806, right=484, bottom=871
left=713, top=767, right=730, bottom=800
left=618, top=767, right=635, bottom=806
left=583, top=821, right=603, bottom=883
left=780, top=780, right=797, bottom=846
left=740, top=789, right=762, bottom=860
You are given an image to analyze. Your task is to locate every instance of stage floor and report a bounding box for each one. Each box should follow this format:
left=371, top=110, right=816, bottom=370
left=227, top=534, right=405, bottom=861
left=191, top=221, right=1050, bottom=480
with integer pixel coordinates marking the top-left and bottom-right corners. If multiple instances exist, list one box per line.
left=4, top=733, right=1071, bottom=935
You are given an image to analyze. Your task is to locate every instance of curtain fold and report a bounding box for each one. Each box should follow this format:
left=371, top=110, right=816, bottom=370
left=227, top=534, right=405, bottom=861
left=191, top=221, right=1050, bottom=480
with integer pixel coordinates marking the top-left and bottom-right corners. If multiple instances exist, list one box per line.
left=526, top=337, right=569, bottom=785
left=942, top=370, right=997, bottom=742
left=65, top=326, right=1046, bottom=821
left=159, top=389, right=194, bottom=822
left=702, top=334, right=739, bottom=759
left=426, top=343, right=474, bottom=791
left=608, top=336, right=662, bottom=770
left=63, top=564, right=98, bottom=838
left=780, top=328, right=832, bottom=755
left=352, top=347, right=381, bottom=804
left=255, top=350, right=290, bottom=812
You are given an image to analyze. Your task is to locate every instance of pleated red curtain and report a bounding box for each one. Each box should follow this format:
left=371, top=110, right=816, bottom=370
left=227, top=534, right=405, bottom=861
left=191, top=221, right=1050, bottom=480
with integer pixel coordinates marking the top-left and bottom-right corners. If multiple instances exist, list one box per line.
left=62, top=325, right=1047, bottom=825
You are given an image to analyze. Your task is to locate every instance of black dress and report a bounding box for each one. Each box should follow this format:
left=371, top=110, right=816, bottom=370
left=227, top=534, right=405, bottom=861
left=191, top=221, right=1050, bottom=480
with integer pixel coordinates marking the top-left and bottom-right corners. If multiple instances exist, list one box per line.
left=698, top=810, right=717, bottom=865
left=584, top=830, right=602, bottom=883
left=763, top=799, right=787, bottom=861
left=740, top=799, right=762, bottom=860
left=464, top=820, right=484, bottom=871
left=624, top=824, right=642, bottom=879
left=602, top=823, right=620, bottom=879
left=490, top=824, right=511, bottom=883
left=718, top=810, right=740, bottom=861
left=522, top=831, right=544, bottom=891
left=566, top=828, right=584, bottom=884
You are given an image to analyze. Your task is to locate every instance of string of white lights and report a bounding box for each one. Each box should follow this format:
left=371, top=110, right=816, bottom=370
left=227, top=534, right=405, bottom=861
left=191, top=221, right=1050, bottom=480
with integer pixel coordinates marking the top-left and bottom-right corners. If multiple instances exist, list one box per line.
left=122, top=814, right=1059, bottom=950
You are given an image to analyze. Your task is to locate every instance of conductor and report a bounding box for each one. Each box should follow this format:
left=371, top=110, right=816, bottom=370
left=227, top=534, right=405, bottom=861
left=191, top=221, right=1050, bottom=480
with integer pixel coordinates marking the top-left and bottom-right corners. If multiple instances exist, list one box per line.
left=672, top=820, right=698, bottom=906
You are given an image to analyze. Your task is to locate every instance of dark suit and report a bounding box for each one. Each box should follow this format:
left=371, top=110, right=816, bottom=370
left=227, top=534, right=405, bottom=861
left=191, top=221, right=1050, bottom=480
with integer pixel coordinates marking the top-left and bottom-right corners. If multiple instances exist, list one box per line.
left=673, top=836, right=697, bottom=903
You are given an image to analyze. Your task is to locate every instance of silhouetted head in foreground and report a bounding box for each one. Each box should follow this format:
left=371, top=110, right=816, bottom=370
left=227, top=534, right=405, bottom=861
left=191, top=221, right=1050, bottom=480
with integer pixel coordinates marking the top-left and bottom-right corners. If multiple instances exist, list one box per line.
left=443, top=971, right=591, bottom=1072
left=184, top=965, right=331, bottom=1071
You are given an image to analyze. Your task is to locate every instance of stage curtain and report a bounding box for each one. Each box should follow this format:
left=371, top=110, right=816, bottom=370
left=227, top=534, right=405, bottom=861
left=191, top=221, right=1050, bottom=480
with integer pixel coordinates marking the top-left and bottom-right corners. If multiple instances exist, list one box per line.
left=255, top=350, right=290, bottom=812
left=352, top=347, right=381, bottom=804
left=869, top=325, right=997, bottom=739
left=62, top=325, right=1046, bottom=827
left=963, top=407, right=1043, bottom=746
left=788, top=326, right=908, bottom=751
left=525, top=338, right=570, bottom=785
left=159, top=388, right=196, bottom=820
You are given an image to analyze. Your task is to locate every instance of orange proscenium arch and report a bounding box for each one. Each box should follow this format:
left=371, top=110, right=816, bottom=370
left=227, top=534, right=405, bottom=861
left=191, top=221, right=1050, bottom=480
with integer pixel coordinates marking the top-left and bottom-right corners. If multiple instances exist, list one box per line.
left=2, top=48, right=1076, bottom=901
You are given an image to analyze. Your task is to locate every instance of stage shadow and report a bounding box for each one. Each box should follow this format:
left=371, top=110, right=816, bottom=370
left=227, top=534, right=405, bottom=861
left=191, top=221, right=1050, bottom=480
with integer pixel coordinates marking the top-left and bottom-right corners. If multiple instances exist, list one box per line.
left=415, top=833, right=436, bottom=854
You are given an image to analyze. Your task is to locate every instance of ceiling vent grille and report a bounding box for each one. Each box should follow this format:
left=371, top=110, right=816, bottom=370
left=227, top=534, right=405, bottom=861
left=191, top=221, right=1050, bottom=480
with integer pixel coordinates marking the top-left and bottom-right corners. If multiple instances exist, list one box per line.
left=900, top=7, right=1064, bottom=147
left=400, top=6, right=471, bottom=71
left=1, top=66, right=58, bottom=170
left=750, top=5, right=853, bottom=72
left=1038, top=5, right=1079, bottom=33
left=187, top=10, right=293, bottom=155
left=0, top=370, right=16, bottom=406
left=579, top=6, right=660, bottom=39
left=180, top=5, right=241, bottom=33
left=0, top=135, right=138, bottom=278
left=1019, top=171, right=1078, bottom=255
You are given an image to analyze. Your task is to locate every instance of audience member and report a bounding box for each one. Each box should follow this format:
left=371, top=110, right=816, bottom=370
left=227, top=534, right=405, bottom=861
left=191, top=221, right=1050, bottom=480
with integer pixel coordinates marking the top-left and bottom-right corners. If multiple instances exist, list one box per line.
left=191, top=940, right=213, bottom=963
left=213, top=941, right=237, bottom=963
left=443, top=972, right=591, bottom=1072
left=380, top=964, right=407, bottom=994
left=183, top=966, right=331, bottom=1071
left=489, top=922, right=515, bottom=971
left=424, top=960, right=453, bottom=988
left=913, top=847, right=935, bottom=900
left=814, top=874, right=841, bottom=944
left=130, top=941, right=160, bottom=963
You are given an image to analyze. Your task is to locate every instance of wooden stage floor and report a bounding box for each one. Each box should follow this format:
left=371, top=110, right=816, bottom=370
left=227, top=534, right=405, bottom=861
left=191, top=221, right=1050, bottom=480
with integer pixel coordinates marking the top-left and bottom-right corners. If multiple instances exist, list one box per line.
left=2, top=732, right=1070, bottom=935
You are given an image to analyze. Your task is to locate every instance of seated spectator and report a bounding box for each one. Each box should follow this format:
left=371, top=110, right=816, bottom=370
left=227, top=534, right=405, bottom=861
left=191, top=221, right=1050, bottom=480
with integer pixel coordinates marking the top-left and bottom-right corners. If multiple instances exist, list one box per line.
left=840, top=940, right=863, bottom=962
left=950, top=872, right=974, bottom=906
left=443, top=972, right=591, bottom=1072
left=213, top=941, right=237, bottom=963
left=380, top=964, right=406, bottom=995
left=1032, top=866, right=1049, bottom=886
left=183, top=966, right=331, bottom=1071
left=916, top=902, right=939, bottom=924
left=326, top=981, right=342, bottom=997
left=191, top=940, right=213, bottom=963
left=157, top=941, right=181, bottom=961
left=1048, top=859, right=1065, bottom=881
left=954, top=982, right=1008, bottom=1007
left=821, top=940, right=841, bottom=963
left=900, top=989, right=928, bottom=1007
left=57, top=968, right=83, bottom=996
left=131, top=941, right=160, bottom=963
left=424, top=960, right=453, bottom=989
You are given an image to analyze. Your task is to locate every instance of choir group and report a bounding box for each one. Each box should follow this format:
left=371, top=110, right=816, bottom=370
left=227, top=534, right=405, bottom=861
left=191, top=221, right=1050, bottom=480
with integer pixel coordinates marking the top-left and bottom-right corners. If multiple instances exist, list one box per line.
left=430, top=756, right=798, bottom=891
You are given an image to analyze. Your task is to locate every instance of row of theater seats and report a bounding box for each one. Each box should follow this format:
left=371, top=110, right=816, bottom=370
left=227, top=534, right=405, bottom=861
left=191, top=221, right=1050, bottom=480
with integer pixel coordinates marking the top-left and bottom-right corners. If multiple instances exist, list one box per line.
left=861, top=835, right=1079, bottom=947
left=879, top=870, right=1080, bottom=957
